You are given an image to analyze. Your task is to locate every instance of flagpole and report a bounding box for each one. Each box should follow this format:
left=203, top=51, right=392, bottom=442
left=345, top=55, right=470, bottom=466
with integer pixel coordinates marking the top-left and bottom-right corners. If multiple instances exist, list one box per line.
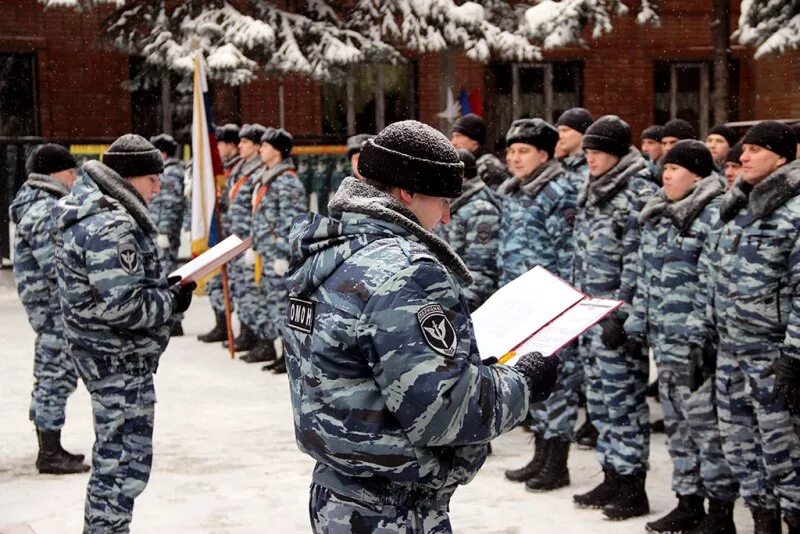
left=216, top=210, right=236, bottom=360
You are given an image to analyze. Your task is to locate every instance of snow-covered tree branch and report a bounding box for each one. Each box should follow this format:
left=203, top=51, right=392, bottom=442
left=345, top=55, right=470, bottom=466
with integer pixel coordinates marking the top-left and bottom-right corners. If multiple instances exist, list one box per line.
left=735, top=0, right=800, bottom=58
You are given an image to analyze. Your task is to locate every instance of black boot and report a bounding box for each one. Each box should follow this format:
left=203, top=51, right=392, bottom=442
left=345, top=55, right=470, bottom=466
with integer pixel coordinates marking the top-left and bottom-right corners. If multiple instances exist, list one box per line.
left=505, top=432, right=547, bottom=482
left=751, top=507, right=782, bottom=534
left=786, top=514, right=800, bottom=534
left=576, top=419, right=598, bottom=450
left=198, top=313, right=228, bottom=343
left=170, top=321, right=184, bottom=337
left=574, top=468, right=619, bottom=509
left=37, top=428, right=84, bottom=463
left=651, top=419, right=666, bottom=433
left=645, top=494, right=705, bottom=533
left=602, top=472, right=649, bottom=520
left=240, top=339, right=277, bottom=363
left=224, top=324, right=256, bottom=352
left=270, top=357, right=287, bottom=374
left=525, top=437, right=570, bottom=491
left=689, top=498, right=736, bottom=534
left=36, top=429, right=89, bottom=475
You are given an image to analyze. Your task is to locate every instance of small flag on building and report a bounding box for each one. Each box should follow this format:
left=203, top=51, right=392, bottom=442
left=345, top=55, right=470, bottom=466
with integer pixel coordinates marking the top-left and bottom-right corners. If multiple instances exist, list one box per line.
left=190, top=49, right=224, bottom=256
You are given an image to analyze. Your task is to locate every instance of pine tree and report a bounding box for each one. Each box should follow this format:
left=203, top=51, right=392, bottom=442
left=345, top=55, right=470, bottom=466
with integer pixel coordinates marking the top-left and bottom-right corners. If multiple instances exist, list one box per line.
left=735, top=0, right=800, bottom=58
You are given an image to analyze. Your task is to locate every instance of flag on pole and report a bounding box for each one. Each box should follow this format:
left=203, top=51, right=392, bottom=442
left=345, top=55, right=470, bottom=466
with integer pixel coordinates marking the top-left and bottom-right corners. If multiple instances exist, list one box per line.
left=190, top=49, right=224, bottom=256
left=458, top=87, right=472, bottom=115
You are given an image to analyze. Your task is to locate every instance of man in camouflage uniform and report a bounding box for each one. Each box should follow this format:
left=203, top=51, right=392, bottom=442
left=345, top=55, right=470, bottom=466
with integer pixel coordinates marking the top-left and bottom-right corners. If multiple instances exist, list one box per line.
left=496, top=119, right=582, bottom=492
left=199, top=123, right=241, bottom=343
left=624, top=140, right=738, bottom=534
left=225, top=123, right=266, bottom=353
left=705, top=122, right=800, bottom=533
left=149, top=134, right=186, bottom=335
left=346, top=133, right=374, bottom=182
left=723, top=142, right=743, bottom=189
left=555, top=107, right=592, bottom=190
left=705, top=124, right=739, bottom=173
left=243, top=128, right=307, bottom=371
left=571, top=115, right=658, bottom=520
left=11, top=143, right=88, bottom=475
left=283, top=120, right=560, bottom=533
left=53, top=134, right=195, bottom=533
left=451, top=113, right=509, bottom=190
left=435, top=149, right=501, bottom=310
left=640, top=125, right=665, bottom=176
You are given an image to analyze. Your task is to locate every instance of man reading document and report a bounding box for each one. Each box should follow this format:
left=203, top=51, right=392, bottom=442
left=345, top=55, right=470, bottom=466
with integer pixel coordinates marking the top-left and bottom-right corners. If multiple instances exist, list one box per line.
left=282, top=120, right=560, bottom=533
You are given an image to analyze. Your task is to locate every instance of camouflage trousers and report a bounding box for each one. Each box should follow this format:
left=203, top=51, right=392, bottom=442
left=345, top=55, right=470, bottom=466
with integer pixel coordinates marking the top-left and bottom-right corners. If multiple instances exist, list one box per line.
left=83, top=371, right=155, bottom=534
left=658, top=366, right=738, bottom=501
left=29, top=329, right=78, bottom=430
left=716, top=349, right=800, bottom=516
left=530, top=344, right=582, bottom=440
left=230, top=257, right=260, bottom=331
left=255, top=268, right=289, bottom=341
left=579, top=327, right=650, bottom=474
left=309, top=484, right=452, bottom=534
left=205, top=271, right=229, bottom=315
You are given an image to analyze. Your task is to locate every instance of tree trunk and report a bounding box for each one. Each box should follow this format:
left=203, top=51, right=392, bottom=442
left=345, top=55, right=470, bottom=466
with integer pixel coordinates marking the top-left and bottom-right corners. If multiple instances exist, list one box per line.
left=711, top=0, right=730, bottom=124
left=375, top=64, right=385, bottom=132
left=160, top=68, right=172, bottom=134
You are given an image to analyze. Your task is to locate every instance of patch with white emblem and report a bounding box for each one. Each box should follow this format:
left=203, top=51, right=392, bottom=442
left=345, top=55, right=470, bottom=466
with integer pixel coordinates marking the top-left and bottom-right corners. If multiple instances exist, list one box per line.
left=417, top=303, right=457, bottom=358
left=287, top=297, right=315, bottom=334
left=117, top=242, right=140, bottom=274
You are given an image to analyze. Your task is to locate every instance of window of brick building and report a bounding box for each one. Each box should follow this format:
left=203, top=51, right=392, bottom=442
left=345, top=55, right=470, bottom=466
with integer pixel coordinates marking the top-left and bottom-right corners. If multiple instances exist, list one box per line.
left=322, top=62, right=417, bottom=140
left=0, top=53, right=39, bottom=137
left=486, top=61, right=582, bottom=148
left=654, top=61, right=740, bottom=137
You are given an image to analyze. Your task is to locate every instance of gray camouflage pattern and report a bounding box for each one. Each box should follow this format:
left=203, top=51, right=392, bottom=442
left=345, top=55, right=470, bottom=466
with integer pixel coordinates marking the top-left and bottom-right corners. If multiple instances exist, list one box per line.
left=148, top=158, right=184, bottom=274
left=53, top=160, right=176, bottom=533
left=10, top=173, right=78, bottom=430
left=284, top=177, right=533, bottom=527
left=435, top=176, right=501, bottom=310
left=572, top=147, right=657, bottom=475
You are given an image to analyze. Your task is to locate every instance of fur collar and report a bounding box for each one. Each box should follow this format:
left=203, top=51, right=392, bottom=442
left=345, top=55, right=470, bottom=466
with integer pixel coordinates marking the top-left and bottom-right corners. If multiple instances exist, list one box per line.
left=259, top=158, right=296, bottom=187
left=82, top=160, right=157, bottom=235
left=578, top=147, right=648, bottom=207
left=665, top=174, right=725, bottom=233
left=233, top=154, right=264, bottom=179
left=719, top=177, right=753, bottom=222
left=519, top=159, right=564, bottom=198
left=747, top=160, right=800, bottom=220
left=638, top=189, right=669, bottom=224
left=26, top=173, right=71, bottom=198
left=328, top=177, right=473, bottom=284
left=450, top=177, right=486, bottom=213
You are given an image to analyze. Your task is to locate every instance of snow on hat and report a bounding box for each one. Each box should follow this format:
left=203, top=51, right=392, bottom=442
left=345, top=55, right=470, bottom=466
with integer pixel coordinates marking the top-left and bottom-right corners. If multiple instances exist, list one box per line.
left=641, top=125, right=664, bottom=142
left=456, top=148, right=477, bottom=179
left=346, top=134, right=375, bottom=160
left=505, top=118, right=559, bottom=158
left=662, top=139, right=715, bottom=178
left=725, top=142, right=743, bottom=165
left=103, top=134, right=163, bottom=178
left=582, top=115, right=631, bottom=158
left=261, top=127, right=293, bottom=159
left=239, top=123, right=267, bottom=144
left=28, top=143, right=77, bottom=175
left=215, top=123, right=240, bottom=144
left=742, top=121, right=797, bottom=163
left=358, top=120, right=464, bottom=198
left=707, top=124, right=738, bottom=147
left=149, top=133, right=178, bottom=155
left=452, top=113, right=487, bottom=145
left=556, top=107, right=594, bottom=134
left=662, top=119, right=697, bottom=140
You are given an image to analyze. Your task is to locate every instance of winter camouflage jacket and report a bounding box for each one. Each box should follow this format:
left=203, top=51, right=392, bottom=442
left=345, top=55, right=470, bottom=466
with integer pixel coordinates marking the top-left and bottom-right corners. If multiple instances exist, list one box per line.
left=10, top=173, right=71, bottom=333
left=435, top=176, right=502, bottom=310
left=625, top=174, right=725, bottom=367
left=223, top=155, right=262, bottom=240
left=497, top=159, right=575, bottom=286
left=561, top=151, right=589, bottom=191
left=53, top=160, right=176, bottom=378
left=251, top=158, right=306, bottom=261
left=283, top=177, right=531, bottom=508
left=148, top=158, right=184, bottom=241
left=474, top=146, right=509, bottom=190
left=707, top=161, right=800, bottom=359
left=572, top=147, right=658, bottom=316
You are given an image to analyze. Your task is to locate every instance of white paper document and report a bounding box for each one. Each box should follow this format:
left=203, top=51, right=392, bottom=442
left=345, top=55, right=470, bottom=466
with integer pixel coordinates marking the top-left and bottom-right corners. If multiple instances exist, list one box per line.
left=470, top=266, right=622, bottom=363
left=169, top=235, right=253, bottom=285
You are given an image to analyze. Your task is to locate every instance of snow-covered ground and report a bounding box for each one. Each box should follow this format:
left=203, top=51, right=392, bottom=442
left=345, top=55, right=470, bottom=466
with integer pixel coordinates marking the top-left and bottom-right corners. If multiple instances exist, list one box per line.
left=1, top=292, right=755, bottom=533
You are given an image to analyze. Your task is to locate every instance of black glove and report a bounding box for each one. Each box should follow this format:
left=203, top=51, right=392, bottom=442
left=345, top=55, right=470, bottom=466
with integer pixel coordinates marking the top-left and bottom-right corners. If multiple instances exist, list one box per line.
left=514, top=352, right=560, bottom=404
left=170, top=279, right=197, bottom=314
left=760, top=355, right=800, bottom=415
left=624, top=334, right=646, bottom=360
left=601, top=313, right=627, bottom=350
left=481, top=356, right=498, bottom=366
left=687, top=343, right=716, bottom=392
